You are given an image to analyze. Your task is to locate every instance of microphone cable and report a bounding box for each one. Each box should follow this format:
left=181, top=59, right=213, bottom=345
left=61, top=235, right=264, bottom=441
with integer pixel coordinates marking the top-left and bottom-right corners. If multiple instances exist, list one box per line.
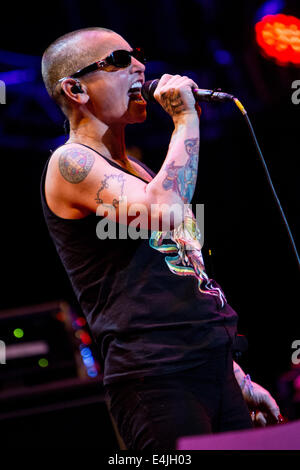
left=232, top=97, right=299, bottom=270
left=143, top=80, right=299, bottom=269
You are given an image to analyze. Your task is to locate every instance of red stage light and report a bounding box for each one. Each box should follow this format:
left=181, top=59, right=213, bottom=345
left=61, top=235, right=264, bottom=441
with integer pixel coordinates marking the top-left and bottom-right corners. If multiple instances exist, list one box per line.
left=75, top=316, right=86, bottom=327
left=79, top=331, right=92, bottom=345
left=255, top=14, right=300, bottom=65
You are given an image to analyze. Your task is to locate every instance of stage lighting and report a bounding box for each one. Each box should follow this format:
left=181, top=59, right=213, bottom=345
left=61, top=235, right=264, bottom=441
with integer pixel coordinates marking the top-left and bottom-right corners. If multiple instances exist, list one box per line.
left=255, top=13, right=300, bottom=65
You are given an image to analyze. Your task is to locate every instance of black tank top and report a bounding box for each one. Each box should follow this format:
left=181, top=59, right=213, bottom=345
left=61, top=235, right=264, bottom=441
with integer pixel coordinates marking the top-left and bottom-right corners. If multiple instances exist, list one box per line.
left=40, top=144, right=238, bottom=385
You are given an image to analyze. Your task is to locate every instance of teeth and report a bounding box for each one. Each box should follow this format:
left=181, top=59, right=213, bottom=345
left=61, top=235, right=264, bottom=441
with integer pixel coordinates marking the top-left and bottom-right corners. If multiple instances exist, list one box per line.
left=130, top=81, right=142, bottom=90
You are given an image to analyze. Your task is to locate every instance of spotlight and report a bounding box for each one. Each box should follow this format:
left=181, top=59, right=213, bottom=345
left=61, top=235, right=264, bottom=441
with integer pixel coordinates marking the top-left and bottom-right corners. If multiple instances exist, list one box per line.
left=255, top=13, right=300, bottom=65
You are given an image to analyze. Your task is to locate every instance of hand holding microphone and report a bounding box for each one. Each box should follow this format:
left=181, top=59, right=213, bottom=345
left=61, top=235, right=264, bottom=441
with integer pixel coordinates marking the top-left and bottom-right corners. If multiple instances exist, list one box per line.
left=141, top=75, right=235, bottom=119
left=144, top=74, right=202, bottom=122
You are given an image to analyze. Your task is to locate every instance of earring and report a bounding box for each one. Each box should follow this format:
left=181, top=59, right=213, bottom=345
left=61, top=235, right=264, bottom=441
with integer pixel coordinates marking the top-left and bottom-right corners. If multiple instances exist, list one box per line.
left=71, top=79, right=83, bottom=94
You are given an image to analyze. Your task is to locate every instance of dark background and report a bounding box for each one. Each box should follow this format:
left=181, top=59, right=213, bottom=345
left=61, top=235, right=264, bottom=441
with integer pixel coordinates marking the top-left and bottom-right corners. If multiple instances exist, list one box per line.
left=0, top=0, right=299, bottom=427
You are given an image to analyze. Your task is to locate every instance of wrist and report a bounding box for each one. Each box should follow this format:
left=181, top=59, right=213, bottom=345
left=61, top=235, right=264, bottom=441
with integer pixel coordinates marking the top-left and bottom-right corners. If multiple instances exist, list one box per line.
left=241, top=374, right=254, bottom=394
left=172, top=111, right=200, bottom=127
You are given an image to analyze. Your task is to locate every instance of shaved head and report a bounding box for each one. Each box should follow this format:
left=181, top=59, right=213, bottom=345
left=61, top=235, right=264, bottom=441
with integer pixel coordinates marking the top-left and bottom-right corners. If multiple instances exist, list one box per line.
left=41, top=27, right=119, bottom=114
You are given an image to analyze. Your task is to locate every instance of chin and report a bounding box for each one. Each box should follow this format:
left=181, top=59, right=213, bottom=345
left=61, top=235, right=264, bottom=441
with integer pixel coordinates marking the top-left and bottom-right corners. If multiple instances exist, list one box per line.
left=127, top=109, right=147, bottom=124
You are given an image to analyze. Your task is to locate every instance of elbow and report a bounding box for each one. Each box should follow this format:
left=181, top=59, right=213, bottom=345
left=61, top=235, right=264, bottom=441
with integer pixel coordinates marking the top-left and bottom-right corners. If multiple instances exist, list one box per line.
left=145, top=184, right=185, bottom=231
left=148, top=199, right=185, bottom=232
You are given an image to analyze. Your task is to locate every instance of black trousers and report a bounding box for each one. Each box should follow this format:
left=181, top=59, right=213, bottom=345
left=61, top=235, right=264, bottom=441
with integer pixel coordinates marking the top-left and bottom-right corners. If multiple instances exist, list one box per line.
left=104, top=346, right=253, bottom=450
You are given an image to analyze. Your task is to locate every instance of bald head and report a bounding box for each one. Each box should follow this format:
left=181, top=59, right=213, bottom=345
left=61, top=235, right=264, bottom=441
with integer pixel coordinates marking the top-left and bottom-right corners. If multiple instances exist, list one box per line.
left=41, top=27, right=121, bottom=113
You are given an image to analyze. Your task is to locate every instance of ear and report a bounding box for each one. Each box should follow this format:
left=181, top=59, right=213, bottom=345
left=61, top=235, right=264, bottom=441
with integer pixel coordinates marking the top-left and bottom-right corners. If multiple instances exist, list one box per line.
left=60, top=78, right=89, bottom=104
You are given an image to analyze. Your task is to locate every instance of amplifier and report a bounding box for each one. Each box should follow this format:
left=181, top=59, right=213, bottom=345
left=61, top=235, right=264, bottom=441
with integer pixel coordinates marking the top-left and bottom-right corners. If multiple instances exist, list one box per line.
left=0, top=300, right=102, bottom=393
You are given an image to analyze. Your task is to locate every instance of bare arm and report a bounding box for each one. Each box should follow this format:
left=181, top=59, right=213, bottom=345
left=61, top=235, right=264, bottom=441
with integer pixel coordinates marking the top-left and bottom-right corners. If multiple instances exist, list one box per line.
left=146, top=74, right=200, bottom=205
left=233, top=360, right=281, bottom=426
left=233, top=360, right=246, bottom=386
left=46, top=74, right=201, bottom=230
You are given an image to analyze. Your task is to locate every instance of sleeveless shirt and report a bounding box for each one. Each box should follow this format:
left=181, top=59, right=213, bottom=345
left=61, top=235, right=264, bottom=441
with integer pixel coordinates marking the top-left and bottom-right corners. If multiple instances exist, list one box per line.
left=40, top=144, right=238, bottom=385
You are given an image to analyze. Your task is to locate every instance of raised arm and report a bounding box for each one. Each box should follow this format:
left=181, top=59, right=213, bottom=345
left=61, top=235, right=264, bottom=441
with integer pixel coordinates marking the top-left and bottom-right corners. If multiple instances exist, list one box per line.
left=45, top=74, right=201, bottom=231
left=146, top=74, right=200, bottom=205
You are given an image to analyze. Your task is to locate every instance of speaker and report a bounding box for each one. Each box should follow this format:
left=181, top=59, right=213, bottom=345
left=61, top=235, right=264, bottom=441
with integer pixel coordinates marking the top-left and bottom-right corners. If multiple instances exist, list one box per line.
left=0, top=384, right=119, bottom=449
left=0, top=301, right=120, bottom=448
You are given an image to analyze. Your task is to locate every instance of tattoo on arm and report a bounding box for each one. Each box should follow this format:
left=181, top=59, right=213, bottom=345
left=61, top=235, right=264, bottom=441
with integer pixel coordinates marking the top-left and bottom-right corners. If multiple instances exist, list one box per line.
left=59, top=148, right=95, bottom=183
left=161, top=89, right=185, bottom=115
left=162, top=138, right=199, bottom=203
left=233, top=361, right=246, bottom=385
left=95, top=173, right=126, bottom=208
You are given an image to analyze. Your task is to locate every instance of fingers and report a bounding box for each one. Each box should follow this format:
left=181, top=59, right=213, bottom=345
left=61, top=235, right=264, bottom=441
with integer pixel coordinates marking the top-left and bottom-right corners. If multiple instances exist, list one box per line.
left=251, top=411, right=267, bottom=427
left=156, top=74, right=199, bottom=91
left=251, top=409, right=284, bottom=427
left=246, top=381, right=283, bottom=426
left=249, top=381, right=282, bottom=422
left=156, top=74, right=199, bottom=99
left=156, top=73, right=174, bottom=88
left=269, top=404, right=282, bottom=423
left=259, top=390, right=281, bottom=423
left=153, top=74, right=200, bottom=119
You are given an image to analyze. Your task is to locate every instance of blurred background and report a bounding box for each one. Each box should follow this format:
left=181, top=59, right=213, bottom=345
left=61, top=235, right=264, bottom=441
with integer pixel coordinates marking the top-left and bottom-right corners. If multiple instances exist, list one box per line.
left=0, top=0, right=299, bottom=449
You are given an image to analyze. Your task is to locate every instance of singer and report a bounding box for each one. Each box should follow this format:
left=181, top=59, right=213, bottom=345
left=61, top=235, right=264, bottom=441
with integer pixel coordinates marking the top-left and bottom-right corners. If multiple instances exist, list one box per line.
left=40, top=27, right=281, bottom=450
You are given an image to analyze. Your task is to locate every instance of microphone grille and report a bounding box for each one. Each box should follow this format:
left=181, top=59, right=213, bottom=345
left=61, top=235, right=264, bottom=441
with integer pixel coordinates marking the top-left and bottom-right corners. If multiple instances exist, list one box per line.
left=141, top=79, right=159, bottom=102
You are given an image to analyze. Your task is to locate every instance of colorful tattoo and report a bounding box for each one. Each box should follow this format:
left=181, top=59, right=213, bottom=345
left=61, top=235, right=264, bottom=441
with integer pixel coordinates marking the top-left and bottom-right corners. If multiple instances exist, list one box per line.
left=162, top=138, right=199, bottom=203
left=59, top=148, right=95, bottom=183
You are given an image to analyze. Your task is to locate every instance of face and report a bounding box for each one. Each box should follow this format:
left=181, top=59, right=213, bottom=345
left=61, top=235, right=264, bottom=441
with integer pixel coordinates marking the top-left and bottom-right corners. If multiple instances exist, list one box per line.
left=78, top=32, right=147, bottom=125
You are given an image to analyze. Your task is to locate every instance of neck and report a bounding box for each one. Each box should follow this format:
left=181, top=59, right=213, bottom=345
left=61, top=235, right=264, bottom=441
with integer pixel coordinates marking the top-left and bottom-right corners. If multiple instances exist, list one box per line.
left=67, top=113, right=128, bottom=165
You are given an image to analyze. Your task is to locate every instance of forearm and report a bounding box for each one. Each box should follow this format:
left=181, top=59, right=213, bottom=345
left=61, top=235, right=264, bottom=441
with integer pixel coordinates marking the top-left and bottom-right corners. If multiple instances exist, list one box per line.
left=233, top=360, right=246, bottom=387
left=146, top=113, right=200, bottom=206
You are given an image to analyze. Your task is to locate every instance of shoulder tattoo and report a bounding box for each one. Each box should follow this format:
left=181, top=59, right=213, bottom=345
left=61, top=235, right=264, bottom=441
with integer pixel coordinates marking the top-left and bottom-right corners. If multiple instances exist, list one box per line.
left=58, top=147, right=95, bottom=184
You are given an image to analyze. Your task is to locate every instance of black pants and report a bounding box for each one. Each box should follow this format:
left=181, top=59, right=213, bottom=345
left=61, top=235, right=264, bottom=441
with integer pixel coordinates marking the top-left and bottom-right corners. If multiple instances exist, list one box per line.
left=104, top=346, right=253, bottom=450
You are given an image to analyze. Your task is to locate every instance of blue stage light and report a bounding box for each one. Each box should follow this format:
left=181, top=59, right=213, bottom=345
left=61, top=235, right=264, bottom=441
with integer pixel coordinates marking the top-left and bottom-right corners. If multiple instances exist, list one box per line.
left=87, top=367, right=98, bottom=378
left=83, top=356, right=95, bottom=367
left=80, top=346, right=92, bottom=358
left=214, top=50, right=233, bottom=66
left=255, top=0, right=285, bottom=22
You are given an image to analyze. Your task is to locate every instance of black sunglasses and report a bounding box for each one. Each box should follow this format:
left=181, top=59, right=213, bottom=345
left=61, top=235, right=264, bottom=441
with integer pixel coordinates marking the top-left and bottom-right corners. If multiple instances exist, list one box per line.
left=59, top=48, right=146, bottom=83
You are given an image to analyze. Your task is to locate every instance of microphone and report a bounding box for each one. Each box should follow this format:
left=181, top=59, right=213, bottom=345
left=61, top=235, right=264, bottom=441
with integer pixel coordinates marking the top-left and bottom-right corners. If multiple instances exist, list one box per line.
left=141, top=79, right=235, bottom=103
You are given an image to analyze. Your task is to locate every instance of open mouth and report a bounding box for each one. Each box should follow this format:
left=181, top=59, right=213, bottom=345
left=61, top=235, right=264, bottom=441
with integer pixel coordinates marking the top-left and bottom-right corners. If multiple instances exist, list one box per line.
left=128, top=81, right=145, bottom=101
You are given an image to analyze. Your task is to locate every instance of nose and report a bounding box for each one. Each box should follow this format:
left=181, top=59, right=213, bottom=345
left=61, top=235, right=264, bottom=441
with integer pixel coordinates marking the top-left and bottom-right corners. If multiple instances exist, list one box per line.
left=130, top=56, right=146, bottom=73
